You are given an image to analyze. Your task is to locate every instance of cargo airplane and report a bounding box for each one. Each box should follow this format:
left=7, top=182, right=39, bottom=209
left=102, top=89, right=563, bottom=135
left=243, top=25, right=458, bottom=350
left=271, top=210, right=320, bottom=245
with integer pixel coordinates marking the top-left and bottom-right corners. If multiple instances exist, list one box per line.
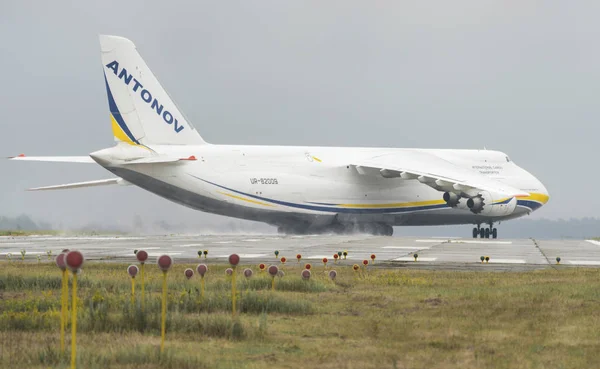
left=9, top=35, right=549, bottom=238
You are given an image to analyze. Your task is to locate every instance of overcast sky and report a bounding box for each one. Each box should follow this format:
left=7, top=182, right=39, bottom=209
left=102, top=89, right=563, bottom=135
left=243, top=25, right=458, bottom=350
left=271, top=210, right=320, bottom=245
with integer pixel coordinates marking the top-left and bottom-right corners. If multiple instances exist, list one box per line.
left=0, top=1, right=597, bottom=231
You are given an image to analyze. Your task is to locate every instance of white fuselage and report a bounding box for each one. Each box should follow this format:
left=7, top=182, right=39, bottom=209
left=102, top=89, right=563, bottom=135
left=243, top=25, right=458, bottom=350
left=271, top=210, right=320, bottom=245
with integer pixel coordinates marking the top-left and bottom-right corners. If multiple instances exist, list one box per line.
left=91, top=144, right=549, bottom=231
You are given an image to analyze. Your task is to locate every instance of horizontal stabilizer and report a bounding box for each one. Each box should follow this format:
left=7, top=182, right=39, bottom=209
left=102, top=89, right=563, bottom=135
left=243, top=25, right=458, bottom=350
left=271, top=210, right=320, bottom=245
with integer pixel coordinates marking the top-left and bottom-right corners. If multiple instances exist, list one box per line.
left=121, top=155, right=197, bottom=165
left=27, top=178, right=129, bottom=191
left=8, top=155, right=94, bottom=163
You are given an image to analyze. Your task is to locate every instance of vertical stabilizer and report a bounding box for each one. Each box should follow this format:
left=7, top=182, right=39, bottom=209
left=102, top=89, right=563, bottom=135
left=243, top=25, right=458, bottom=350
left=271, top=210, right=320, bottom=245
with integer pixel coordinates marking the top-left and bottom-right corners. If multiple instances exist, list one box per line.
left=99, top=35, right=207, bottom=146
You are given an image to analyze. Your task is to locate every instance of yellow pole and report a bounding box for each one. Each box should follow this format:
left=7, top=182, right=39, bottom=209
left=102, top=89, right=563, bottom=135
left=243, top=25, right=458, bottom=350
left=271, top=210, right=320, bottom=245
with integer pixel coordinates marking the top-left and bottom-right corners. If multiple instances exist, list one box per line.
left=232, top=268, right=237, bottom=316
left=141, top=264, right=145, bottom=312
left=271, top=276, right=275, bottom=291
left=200, top=277, right=205, bottom=299
left=60, top=269, right=67, bottom=353
left=71, top=272, right=78, bottom=369
left=161, top=271, right=167, bottom=353
left=131, top=277, right=135, bottom=306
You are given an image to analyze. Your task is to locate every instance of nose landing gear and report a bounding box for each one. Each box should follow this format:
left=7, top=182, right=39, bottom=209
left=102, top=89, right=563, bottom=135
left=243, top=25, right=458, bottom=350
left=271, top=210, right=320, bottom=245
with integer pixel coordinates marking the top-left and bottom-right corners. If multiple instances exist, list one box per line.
left=472, top=223, right=498, bottom=239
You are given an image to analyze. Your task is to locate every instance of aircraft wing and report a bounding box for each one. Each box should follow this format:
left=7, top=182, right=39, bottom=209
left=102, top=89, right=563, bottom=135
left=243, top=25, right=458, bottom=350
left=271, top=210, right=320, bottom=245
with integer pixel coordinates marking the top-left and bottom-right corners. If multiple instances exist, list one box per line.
left=350, top=151, right=528, bottom=197
left=27, top=178, right=130, bottom=191
left=8, top=154, right=197, bottom=165
left=8, top=154, right=95, bottom=163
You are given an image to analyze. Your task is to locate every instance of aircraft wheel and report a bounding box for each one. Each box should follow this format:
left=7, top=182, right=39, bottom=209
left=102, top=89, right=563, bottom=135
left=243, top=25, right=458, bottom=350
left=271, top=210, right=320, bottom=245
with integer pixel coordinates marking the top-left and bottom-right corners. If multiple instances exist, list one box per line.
left=492, top=228, right=498, bottom=239
left=479, top=228, right=485, bottom=238
left=472, top=227, right=479, bottom=238
left=383, top=224, right=394, bottom=236
left=484, top=228, right=490, bottom=239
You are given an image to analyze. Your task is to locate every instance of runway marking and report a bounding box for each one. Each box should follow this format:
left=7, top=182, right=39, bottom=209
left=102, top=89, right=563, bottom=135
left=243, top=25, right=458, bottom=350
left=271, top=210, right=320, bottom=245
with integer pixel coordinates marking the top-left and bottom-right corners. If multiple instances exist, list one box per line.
left=382, top=246, right=431, bottom=250
left=25, top=237, right=145, bottom=241
left=243, top=239, right=262, bottom=242
left=450, top=240, right=513, bottom=245
left=216, top=254, right=267, bottom=258
left=135, top=247, right=161, bottom=250
left=568, top=260, right=600, bottom=265
left=214, top=241, right=233, bottom=244
left=416, top=239, right=512, bottom=245
left=0, top=251, right=45, bottom=255
left=147, top=252, right=182, bottom=256
left=305, top=255, right=336, bottom=260
left=178, top=244, right=203, bottom=247
left=585, top=240, right=600, bottom=246
left=393, top=257, right=437, bottom=262
left=486, top=259, right=526, bottom=264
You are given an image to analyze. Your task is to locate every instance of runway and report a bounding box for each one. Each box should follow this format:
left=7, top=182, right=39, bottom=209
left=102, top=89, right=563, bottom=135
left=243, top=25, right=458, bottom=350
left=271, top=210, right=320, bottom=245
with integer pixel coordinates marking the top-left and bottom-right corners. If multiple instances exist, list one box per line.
left=0, top=234, right=598, bottom=271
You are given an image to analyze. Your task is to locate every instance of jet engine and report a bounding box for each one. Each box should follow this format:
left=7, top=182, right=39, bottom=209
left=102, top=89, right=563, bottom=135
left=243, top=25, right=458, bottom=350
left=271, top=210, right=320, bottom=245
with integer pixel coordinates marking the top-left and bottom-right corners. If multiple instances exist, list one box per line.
left=443, top=192, right=461, bottom=207
left=466, top=191, right=517, bottom=216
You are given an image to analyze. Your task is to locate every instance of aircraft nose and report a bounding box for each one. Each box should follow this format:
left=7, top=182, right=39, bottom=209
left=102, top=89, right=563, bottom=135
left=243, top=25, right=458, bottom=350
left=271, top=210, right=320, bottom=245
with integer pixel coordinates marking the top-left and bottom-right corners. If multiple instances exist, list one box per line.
left=533, top=177, right=550, bottom=208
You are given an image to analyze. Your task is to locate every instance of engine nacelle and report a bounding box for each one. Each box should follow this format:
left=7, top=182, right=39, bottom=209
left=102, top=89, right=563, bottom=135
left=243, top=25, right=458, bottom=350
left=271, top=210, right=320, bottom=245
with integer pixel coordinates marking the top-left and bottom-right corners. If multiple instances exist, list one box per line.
left=466, top=191, right=517, bottom=216
left=443, top=192, right=461, bottom=207
left=466, top=196, right=485, bottom=213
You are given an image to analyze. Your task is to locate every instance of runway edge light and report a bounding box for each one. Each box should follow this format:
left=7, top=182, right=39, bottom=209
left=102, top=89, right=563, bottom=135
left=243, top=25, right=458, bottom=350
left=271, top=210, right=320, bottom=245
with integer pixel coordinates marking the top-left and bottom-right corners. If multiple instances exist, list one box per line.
left=127, top=265, right=139, bottom=306
left=65, top=250, right=84, bottom=369
left=268, top=265, right=279, bottom=290
left=229, top=254, right=240, bottom=316
left=302, top=269, right=311, bottom=280
left=329, top=270, right=337, bottom=280
left=55, top=251, right=68, bottom=354
left=196, top=264, right=208, bottom=298
left=156, top=254, right=173, bottom=353
left=136, top=250, right=149, bottom=312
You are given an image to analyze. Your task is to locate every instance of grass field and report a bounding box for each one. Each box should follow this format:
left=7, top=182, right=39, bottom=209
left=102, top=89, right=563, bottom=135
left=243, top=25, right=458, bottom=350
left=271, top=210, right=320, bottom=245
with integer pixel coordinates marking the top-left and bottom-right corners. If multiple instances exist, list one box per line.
left=1, top=261, right=599, bottom=369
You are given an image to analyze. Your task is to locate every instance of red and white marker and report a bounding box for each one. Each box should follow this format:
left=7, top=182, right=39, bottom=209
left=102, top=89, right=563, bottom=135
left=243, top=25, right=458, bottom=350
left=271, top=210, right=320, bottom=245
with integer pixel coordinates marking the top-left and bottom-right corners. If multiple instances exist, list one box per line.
left=157, top=255, right=173, bottom=272
left=196, top=264, right=208, bottom=277
left=136, top=250, right=148, bottom=264
left=127, top=265, right=139, bottom=278
left=65, top=251, right=84, bottom=272
left=228, top=254, right=240, bottom=267
left=55, top=253, right=67, bottom=271
left=268, top=265, right=279, bottom=277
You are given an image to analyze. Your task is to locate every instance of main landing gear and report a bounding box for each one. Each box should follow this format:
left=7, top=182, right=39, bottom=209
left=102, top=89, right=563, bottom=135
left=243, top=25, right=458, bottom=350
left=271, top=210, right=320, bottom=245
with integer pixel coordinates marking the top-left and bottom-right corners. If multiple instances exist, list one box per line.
left=472, top=223, right=498, bottom=239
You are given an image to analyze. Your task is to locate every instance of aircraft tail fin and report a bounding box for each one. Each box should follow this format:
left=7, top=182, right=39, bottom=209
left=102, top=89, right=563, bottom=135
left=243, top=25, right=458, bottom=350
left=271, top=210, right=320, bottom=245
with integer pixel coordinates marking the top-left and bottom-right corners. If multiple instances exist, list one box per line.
left=99, top=35, right=207, bottom=147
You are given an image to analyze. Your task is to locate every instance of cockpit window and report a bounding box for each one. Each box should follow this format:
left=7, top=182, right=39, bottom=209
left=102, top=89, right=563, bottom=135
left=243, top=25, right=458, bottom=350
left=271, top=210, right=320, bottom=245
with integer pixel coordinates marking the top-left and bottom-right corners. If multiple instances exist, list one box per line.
left=505, top=156, right=510, bottom=162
